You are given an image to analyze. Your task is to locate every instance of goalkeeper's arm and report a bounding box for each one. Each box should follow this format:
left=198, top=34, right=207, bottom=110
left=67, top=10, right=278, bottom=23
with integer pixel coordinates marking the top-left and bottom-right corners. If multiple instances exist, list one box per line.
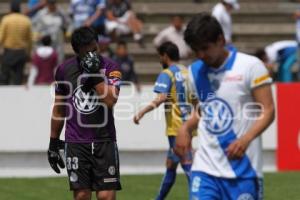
left=50, top=95, right=66, bottom=139
left=48, top=94, right=66, bottom=174
left=94, top=83, right=119, bottom=108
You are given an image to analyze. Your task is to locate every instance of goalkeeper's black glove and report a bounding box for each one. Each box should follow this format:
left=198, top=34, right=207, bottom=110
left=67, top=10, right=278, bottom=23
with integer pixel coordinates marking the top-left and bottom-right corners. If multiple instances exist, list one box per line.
left=79, top=51, right=105, bottom=93
left=47, top=138, right=65, bottom=174
left=80, top=51, right=102, bottom=74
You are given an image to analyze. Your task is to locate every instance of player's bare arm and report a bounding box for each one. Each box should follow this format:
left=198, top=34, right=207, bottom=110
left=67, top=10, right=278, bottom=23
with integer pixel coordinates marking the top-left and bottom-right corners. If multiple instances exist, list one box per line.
left=133, top=93, right=168, bottom=124
left=50, top=95, right=66, bottom=139
left=175, top=100, right=200, bottom=158
left=80, top=50, right=120, bottom=109
left=48, top=94, right=66, bottom=174
left=94, top=82, right=120, bottom=108
left=227, top=84, right=275, bottom=159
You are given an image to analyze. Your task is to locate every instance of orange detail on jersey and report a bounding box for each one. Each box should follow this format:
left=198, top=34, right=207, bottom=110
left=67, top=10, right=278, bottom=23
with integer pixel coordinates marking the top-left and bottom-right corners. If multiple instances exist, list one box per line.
left=109, top=71, right=122, bottom=79
left=254, top=74, right=270, bottom=85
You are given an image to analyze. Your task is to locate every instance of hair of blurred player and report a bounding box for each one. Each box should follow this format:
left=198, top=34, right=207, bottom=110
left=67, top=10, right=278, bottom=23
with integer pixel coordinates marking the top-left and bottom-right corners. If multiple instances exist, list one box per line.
left=157, top=41, right=180, bottom=62
left=255, top=48, right=268, bottom=63
left=184, top=12, right=224, bottom=52
left=10, top=0, right=21, bottom=13
left=117, top=40, right=127, bottom=48
left=71, top=27, right=98, bottom=54
left=40, top=35, right=52, bottom=46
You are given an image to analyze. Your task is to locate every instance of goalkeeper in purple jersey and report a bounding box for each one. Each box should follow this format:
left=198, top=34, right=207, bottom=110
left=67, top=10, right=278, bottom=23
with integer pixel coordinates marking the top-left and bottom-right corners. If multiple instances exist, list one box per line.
left=47, top=27, right=122, bottom=200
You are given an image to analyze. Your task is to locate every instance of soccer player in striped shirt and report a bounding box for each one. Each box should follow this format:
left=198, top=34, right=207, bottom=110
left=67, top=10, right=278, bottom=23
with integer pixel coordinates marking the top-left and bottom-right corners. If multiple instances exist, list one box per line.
left=175, top=13, right=275, bottom=200
left=134, top=42, right=194, bottom=200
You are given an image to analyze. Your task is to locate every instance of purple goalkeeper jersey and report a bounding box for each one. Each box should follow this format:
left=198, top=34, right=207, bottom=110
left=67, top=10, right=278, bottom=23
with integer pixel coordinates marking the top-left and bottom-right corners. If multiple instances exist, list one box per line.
left=54, top=56, right=121, bottom=143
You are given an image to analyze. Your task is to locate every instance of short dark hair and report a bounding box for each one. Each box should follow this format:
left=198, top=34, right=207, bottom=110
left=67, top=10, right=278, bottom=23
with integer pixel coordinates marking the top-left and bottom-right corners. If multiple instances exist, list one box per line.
left=172, top=15, right=184, bottom=20
left=10, top=0, right=21, bottom=13
left=71, top=27, right=98, bottom=53
left=157, top=42, right=180, bottom=62
left=117, top=40, right=127, bottom=48
left=41, top=35, right=52, bottom=46
left=184, top=13, right=224, bottom=51
left=254, top=48, right=267, bottom=61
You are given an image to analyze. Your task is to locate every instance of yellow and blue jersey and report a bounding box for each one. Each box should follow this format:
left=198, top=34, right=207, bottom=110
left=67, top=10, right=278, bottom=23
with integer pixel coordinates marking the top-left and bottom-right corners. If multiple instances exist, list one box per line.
left=153, top=64, right=192, bottom=136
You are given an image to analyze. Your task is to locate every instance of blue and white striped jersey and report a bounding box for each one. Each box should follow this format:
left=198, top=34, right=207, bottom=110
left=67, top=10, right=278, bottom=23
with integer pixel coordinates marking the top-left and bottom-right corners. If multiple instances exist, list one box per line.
left=189, top=50, right=272, bottom=178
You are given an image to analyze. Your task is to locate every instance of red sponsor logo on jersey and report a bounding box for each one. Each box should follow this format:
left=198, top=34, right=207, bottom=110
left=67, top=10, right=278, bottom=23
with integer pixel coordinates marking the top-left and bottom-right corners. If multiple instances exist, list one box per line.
left=224, top=75, right=243, bottom=82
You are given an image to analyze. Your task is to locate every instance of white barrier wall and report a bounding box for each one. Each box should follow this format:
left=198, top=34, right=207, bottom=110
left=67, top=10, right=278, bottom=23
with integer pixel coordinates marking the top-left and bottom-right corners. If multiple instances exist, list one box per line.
left=0, top=85, right=277, bottom=152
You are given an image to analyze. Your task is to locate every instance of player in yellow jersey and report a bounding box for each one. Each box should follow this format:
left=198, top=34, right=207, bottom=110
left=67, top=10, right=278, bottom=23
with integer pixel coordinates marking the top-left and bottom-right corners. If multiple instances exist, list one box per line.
left=133, top=42, right=194, bottom=200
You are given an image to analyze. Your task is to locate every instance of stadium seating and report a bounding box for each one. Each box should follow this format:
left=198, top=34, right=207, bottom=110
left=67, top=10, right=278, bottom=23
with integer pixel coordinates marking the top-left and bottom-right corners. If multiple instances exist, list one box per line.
left=0, top=0, right=298, bottom=82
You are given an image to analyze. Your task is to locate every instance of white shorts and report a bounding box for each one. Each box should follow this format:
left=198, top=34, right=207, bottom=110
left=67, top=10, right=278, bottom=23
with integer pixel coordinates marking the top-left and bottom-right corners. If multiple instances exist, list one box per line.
left=105, top=11, right=132, bottom=35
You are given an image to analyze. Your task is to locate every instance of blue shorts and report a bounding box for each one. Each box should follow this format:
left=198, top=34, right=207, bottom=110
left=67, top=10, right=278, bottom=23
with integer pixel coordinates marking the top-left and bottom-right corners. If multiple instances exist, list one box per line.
left=167, top=136, right=192, bottom=163
left=190, top=171, right=263, bottom=200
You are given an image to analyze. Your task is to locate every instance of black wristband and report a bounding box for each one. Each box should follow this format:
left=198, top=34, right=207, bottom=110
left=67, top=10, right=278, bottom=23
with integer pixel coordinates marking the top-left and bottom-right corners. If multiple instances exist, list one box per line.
left=91, top=76, right=104, bottom=86
left=82, top=76, right=104, bottom=93
left=49, top=138, right=59, bottom=150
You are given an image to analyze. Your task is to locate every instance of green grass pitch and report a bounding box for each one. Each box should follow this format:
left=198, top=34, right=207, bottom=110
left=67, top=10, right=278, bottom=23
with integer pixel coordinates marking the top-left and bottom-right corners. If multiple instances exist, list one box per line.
left=0, top=172, right=299, bottom=200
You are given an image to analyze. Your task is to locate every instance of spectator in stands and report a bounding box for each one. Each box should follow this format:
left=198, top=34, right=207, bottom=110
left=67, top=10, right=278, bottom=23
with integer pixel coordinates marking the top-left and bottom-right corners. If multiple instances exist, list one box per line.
left=0, top=0, right=32, bottom=85
left=70, top=0, right=106, bottom=36
left=113, top=41, right=141, bottom=92
left=255, top=40, right=298, bottom=82
left=32, top=0, right=71, bottom=64
left=24, top=0, right=46, bottom=18
left=153, top=15, right=191, bottom=59
left=212, top=0, right=239, bottom=47
left=98, top=36, right=115, bottom=58
left=105, top=0, right=144, bottom=46
left=28, top=35, right=58, bottom=86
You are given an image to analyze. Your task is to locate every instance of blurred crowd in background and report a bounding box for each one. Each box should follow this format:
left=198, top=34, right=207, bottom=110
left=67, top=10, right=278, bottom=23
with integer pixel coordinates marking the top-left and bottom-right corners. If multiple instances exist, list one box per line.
left=0, top=0, right=143, bottom=89
left=0, top=0, right=300, bottom=89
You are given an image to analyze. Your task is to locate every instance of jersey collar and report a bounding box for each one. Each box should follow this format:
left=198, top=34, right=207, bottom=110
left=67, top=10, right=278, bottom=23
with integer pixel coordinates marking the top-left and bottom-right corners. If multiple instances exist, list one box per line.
left=207, top=49, right=237, bottom=74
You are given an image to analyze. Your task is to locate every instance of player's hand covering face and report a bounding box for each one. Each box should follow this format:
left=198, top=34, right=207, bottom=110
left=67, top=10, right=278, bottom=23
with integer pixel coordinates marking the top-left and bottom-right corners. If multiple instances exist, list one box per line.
left=80, top=51, right=102, bottom=74
left=48, top=138, right=65, bottom=174
left=80, top=51, right=105, bottom=93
